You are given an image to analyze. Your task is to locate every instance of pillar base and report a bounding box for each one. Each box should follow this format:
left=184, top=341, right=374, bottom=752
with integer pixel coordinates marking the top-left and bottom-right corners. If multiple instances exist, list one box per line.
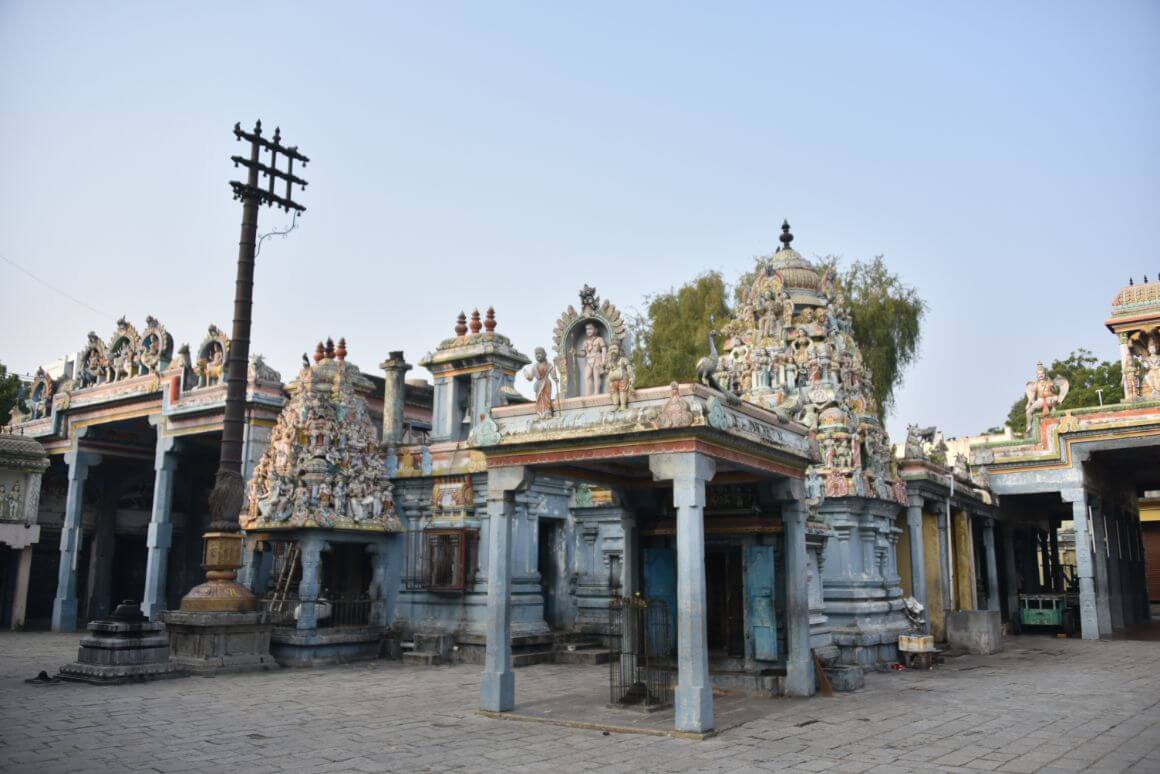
left=675, top=684, right=713, bottom=733
left=480, top=669, right=514, bottom=712
left=51, top=598, right=79, bottom=633
left=162, top=610, right=275, bottom=674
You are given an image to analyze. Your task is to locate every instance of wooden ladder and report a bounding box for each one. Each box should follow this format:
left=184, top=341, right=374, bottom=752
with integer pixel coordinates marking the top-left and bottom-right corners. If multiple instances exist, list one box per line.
left=269, top=542, right=300, bottom=615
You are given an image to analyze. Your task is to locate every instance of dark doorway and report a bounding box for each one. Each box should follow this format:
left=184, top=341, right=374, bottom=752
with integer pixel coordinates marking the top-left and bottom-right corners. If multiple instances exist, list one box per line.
left=706, top=546, right=744, bottom=658
left=539, top=520, right=564, bottom=630
left=111, top=535, right=147, bottom=608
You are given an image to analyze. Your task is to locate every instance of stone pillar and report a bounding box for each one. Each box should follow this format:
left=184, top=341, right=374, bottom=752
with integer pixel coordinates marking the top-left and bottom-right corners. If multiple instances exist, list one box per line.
left=366, top=539, right=391, bottom=627
left=905, top=495, right=928, bottom=624
left=620, top=510, right=638, bottom=596
left=783, top=497, right=813, bottom=698
left=237, top=537, right=262, bottom=593
left=86, top=480, right=118, bottom=621
left=1061, top=488, right=1099, bottom=640
left=10, top=546, right=34, bottom=630
left=379, top=351, right=411, bottom=446
left=1107, top=513, right=1124, bottom=630
left=481, top=466, right=533, bottom=713
left=1089, top=498, right=1113, bottom=636
left=143, top=434, right=179, bottom=620
left=1001, top=525, right=1019, bottom=624
left=1049, top=525, right=1062, bottom=592
left=52, top=449, right=101, bottom=632
left=936, top=507, right=952, bottom=613
left=650, top=452, right=716, bottom=734
left=982, top=518, right=1000, bottom=612
left=296, top=535, right=324, bottom=631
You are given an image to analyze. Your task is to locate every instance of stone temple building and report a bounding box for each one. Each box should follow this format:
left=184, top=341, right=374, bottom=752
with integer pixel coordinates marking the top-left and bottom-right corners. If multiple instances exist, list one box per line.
left=1, top=223, right=1153, bottom=736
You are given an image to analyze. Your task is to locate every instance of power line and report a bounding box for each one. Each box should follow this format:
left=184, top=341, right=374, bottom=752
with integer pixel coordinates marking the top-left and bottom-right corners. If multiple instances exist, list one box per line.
left=0, top=252, right=118, bottom=322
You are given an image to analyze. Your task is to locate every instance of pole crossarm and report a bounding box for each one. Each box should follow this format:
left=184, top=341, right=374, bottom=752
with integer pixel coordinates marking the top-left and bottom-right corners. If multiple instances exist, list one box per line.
left=229, top=120, right=309, bottom=213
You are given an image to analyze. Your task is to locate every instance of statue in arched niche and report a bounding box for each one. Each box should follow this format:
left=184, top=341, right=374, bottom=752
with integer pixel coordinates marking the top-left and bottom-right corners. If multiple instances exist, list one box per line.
left=551, top=285, right=630, bottom=399
left=194, top=324, right=230, bottom=388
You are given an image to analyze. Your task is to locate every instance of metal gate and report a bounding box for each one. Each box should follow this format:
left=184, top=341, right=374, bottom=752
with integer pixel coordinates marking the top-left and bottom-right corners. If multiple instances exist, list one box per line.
left=608, top=595, right=673, bottom=710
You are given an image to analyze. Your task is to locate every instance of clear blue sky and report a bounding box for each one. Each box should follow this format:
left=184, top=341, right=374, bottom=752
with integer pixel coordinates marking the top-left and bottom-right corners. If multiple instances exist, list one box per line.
left=2, top=2, right=1158, bottom=443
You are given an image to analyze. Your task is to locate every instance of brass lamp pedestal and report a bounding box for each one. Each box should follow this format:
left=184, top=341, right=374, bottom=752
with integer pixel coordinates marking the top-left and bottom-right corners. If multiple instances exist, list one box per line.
left=179, top=532, right=257, bottom=613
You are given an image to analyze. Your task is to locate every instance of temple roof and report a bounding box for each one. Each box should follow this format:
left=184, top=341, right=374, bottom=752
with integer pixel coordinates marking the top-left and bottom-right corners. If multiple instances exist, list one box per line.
left=1109, top=278, right=1160, bottom=321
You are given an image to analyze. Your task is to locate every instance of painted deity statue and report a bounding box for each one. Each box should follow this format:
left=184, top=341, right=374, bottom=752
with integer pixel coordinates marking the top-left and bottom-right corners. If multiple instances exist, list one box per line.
left=1024, top=362, right=1070, bottom=433
left=524, top=346, right=559, bottom=419
left=605, top=343, right=635, bottom=411
left=1140, top=340, right=1160, bottom=399
left=577, top=322, right=607, bottom=395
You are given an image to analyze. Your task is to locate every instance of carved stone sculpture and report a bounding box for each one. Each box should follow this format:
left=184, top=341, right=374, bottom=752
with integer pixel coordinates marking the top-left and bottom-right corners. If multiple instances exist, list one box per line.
left=1024, top=362, right=1070, bottom=433
left=578, top=322, right=607, bottom=395
left=524, top=347, right=559, bottom=419
left=242, top=340, right=400, bottom=532
left=605, top=343, right=635, bottom=411
left=1140, top=340, right=1160, bottom=399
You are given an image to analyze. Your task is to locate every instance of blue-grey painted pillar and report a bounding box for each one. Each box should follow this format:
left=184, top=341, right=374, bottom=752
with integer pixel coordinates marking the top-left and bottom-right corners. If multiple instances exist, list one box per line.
left=650, top=452, right=716, bottom=734
left=905, top=495, right=928, bottom=626
left=783, top=497, right=813, bottom=697
left=143, top=432, right=179, bottom=620
left=481, top=466, right=533, bottom=713
left=52, top=449, right=102, bottom=632
left=1061, top=488, right=1099, bottom=640
left=237, top=537, right=261, bottom=593
left=1001, top=524, right=1019, bottom=624
left=296, top=534, right=324, bottom=631
left=1088, top=497, right=1113, bottom=636
left=367, top=539, right=391, bottom=627
left=982, top=517, right=1000, bottom=613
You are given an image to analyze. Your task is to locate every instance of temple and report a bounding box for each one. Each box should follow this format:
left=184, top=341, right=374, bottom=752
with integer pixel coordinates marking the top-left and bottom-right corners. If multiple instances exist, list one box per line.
left=2, top=223, right=1154, bottom=735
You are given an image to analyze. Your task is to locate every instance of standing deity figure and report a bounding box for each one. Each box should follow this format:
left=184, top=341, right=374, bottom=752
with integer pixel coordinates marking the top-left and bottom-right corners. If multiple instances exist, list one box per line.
left=1140, top=340, right=1160, bottom=399
left=524, top=347, right=559, bottom=419
left=605, top=343, right=635, bottom=411
left=577, top=322, right=607, bottom=395
left=1024, top=362, right=1070, bottom=432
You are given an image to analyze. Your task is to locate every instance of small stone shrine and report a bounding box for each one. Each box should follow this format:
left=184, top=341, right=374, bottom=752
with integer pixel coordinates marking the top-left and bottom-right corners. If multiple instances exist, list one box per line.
left=58, top=600, right=182, bottom=684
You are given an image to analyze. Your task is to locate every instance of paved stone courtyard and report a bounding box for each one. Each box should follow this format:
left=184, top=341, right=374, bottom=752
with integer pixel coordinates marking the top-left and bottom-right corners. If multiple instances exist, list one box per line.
left=1, top=632, right=1158, bottom=773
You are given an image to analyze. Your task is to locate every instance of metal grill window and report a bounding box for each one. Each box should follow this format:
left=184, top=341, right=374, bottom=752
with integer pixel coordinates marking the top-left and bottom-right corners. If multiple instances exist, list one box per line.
left=404, top=528, right=479, bottom=592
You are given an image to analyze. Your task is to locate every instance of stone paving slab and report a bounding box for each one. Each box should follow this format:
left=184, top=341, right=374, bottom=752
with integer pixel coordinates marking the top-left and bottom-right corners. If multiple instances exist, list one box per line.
left=0, top=632, right=1157, bottom=772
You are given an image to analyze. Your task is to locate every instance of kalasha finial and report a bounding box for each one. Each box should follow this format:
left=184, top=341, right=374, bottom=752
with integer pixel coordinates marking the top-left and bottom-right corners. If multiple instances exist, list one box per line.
left=778, top=220, right=793, bottom=251
left=325, top=337, right=336, bottom=359
left=484, top=307, right=497, bottom=333
left=314, top=342, right=325, bottom=363
left=1129, top=277, right=1134, bottom=286
left=469, top=309, right=482, bottom=334
left=336, top=337, right=347, bottom=361
left=455, top=312, right=468, bottom=337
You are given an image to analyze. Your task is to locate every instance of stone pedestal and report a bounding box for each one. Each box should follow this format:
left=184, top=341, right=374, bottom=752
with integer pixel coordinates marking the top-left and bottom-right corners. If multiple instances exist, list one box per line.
left=58, top=601, right=184, bottom=684
left=270, top=627, right=384, bottom=667
left=163, top=610, right=275, bottom=674
left=946, top=610, right=1003, bottom=655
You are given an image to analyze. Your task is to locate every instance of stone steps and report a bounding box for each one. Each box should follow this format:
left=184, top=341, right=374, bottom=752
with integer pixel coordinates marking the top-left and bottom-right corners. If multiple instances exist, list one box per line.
left=554, top=639, right=611, bottom=665
left=511, top=649, right=556, bottom=667
left=401, top=651, right=440, bottom=667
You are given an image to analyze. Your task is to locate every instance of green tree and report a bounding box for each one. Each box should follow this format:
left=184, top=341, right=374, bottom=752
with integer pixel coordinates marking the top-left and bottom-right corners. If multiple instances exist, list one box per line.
left=0, top=362, right=25, bottom=426
left=836, top=255, right=926, bottom=417
left=1005, top=349, right=1123, bottom=434
left=632, top=254, right=926, bottom=419
left=631, top=271, right=731, bottom=387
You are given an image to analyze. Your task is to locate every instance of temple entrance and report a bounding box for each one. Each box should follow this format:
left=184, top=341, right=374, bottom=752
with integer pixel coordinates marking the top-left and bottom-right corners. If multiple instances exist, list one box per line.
left=539, top=520, right=565, bottom=629
left=706, top=546, right=745, bottom=658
